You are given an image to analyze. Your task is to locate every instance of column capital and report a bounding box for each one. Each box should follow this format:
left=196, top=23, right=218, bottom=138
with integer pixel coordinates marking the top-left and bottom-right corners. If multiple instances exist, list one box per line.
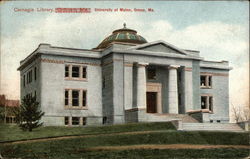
left=124, top=62, right=133, bottom=67
left=137, top=62, right=148, bottom=67
left=168, top=65, right=180, bottom=70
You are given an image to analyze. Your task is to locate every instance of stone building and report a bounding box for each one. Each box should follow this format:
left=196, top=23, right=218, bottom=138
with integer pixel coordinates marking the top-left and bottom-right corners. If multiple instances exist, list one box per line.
left=18, top=24, right=231, bottom=126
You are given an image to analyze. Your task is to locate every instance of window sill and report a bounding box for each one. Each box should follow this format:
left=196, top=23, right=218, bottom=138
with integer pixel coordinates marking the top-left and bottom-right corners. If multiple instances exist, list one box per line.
left=147, top=78, right=157, bottom=81
left=200, top=86, right=212, bottom=89
left=64, top=106, right=88, bottom=110
left=201, top=109, right=213, bottom=113
left=65, top=78, right=87, bottom=82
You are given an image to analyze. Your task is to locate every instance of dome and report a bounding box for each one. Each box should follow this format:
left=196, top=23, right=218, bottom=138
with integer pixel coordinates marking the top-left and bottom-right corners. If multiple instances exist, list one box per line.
left=95, top=23, right=147, bottom=49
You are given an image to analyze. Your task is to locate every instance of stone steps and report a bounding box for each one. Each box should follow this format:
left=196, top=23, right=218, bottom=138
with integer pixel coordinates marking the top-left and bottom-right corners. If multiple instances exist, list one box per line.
left=182, top=123, right=244, bottom=132
left=142, top=113, right=199, bottom=123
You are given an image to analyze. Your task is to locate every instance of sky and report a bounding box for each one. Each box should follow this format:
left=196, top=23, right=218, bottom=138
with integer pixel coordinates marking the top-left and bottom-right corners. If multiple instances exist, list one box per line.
left=0, top=1, right=249, bottom=111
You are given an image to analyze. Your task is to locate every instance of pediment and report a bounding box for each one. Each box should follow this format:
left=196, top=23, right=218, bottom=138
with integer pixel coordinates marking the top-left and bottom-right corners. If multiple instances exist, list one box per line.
left=128, top=40, right=187, bottom=55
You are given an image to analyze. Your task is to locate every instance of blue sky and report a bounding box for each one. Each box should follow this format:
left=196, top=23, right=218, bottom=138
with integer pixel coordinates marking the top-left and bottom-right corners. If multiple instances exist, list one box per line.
left=0, top=1, right=249, bottom=109
left=1, top=1, right=248, bottom=36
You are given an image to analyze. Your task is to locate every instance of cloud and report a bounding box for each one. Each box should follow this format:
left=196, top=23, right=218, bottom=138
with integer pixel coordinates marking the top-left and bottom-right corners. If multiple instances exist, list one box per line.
left=1, top=12, right=249, bottom=110
left=143, top=20, right=249, bottom=108
left=1, top=12, right=142, bottom=99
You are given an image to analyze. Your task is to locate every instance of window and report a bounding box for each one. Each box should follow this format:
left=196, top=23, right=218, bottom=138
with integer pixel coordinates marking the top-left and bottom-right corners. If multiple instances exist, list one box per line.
left=72, top=117, right=80, bottom=125
left=72, top=66, right=80, bottom=78
left=201, top=96, right=207, bottom=109
left=200, top=76, right=206, bottom=86
left=64, top=117, right=69, bottom=125
left=82, top=67, right=87, bottom=78
left=34, top=91, right=36, bottom=100
left=201, top=95, right=213, bottom=111
left=65, top=90, right=69, bottom=106
left=118, top=33, right=126, bottom=39
left=30, top=70, right=32, bottom=83
left=72, top=90, right=79, bottom=106
left=26, top=70, right=33, bottom=84
left=23, top=75, right=25, bottom=87
left=209, top=97, right=213, bottom=111
left=82, top=117, right=87, bottom=125
left=34, top=67, right=37, bottom=80
left=102, top=77, right=105, bottom=89
left=26, top=74, right=28, bottom=84
left=103, top=117, right=107, bottom=124
left=65, top=64, right=87, bottom=80
left=65, top=66, right=69, bottom=77
left=64, top=89, right=87, bottom=108
left=147, top=68, right=156, bottom=80
left=82, top=91, right=86, bottom=107
left=200, top=75, right=212, bottom=88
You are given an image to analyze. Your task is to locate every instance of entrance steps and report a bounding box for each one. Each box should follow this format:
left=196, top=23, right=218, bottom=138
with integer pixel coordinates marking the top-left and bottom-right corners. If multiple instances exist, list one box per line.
left=142, top=113, right=199, bottom=123
left=182, top=123, right=244, bottom=132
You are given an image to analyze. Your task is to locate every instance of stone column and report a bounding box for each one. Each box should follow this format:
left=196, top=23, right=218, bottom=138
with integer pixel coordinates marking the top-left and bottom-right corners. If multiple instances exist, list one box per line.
left=124, top=62, right=133, bottom=110
left=168, top=65, right=179, bottom=114
left=136, top=63, right=148, bottom=108
left=184, top=67, right=193, bottom=112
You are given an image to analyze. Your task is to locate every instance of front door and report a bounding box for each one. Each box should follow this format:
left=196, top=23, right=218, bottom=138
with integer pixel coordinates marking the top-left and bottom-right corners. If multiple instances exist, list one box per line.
left=146, top=92, right=157, bottom=113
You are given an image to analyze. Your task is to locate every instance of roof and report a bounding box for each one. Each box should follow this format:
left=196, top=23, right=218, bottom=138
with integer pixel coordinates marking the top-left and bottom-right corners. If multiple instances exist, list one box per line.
left=95, top=23, right=147, bottom=49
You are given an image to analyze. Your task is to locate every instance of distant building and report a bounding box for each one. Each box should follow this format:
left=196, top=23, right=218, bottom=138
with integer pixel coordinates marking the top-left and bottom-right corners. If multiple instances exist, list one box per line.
left=18, top=24, right=231, bottom=126
left=0, top=94, right=19, bottom=123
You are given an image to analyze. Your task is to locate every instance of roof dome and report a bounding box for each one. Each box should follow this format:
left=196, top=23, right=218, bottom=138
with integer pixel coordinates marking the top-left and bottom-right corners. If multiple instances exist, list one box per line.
left=95, top=23, right=147, bottom=49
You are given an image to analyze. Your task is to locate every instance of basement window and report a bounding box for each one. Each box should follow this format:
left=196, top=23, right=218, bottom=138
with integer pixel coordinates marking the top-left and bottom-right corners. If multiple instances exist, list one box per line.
left=82, top=117, right=87, bottom=125
left=103, top=117, right=107, bottom=124
left=72, top=117, right=80, bottom=125
left=64, top=117, right=69, bottom=125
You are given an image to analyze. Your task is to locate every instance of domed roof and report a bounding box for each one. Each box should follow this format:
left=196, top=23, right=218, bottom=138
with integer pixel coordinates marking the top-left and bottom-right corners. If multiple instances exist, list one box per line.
left=95, top=23, right=147, bottom=49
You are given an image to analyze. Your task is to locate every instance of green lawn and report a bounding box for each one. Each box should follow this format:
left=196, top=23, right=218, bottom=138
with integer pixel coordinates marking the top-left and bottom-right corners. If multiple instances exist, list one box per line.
left=0, top=122, right=249, bottom=159
left=0, top=122, right=175, bottom=141
left=1, top=146, right=249, bottom=159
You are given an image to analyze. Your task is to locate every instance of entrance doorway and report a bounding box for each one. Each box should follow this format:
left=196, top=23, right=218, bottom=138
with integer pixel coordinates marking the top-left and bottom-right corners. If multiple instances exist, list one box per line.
left=146, top=92, right=157, bottom=113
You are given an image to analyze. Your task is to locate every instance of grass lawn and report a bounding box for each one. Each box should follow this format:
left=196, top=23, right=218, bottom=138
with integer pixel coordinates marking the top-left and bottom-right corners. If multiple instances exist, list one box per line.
left=1, top=146, right=249, bottom=159
left=0, top=122, right=249, bottom=158
left=0, top=122, right=175, bottom=141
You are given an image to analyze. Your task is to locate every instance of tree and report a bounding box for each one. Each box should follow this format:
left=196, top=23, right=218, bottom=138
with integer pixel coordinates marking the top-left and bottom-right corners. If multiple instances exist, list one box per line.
left=231, top=103, right=250, bottom=123
left=0, top=95, right=6, bottom=123
left=15, top=96, right=44, bottom=131
left=231, top=104, right=241, bottom=123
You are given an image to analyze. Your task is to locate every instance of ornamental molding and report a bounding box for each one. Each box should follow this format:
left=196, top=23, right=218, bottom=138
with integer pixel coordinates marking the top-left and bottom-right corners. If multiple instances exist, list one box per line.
left=200, top=72, right=229, bottom=77
left=184, top=67, right=192, bottom=71
left=40, top=58, right=100, bottom=66
left=40, top=58, right=64, bottom=64
left=168, top=65, right=180, bottom=69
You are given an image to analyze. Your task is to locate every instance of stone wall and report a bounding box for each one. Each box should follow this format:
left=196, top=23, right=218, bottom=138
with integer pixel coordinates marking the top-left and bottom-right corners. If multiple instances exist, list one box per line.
left=39, top=54, right=102, bottom=126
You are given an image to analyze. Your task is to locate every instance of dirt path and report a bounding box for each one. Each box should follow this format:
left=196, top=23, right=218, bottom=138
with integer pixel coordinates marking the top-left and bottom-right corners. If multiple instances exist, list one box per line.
left=1, top=130, right=167, bottom=145
left=83, top=144, right=250, bottom=151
